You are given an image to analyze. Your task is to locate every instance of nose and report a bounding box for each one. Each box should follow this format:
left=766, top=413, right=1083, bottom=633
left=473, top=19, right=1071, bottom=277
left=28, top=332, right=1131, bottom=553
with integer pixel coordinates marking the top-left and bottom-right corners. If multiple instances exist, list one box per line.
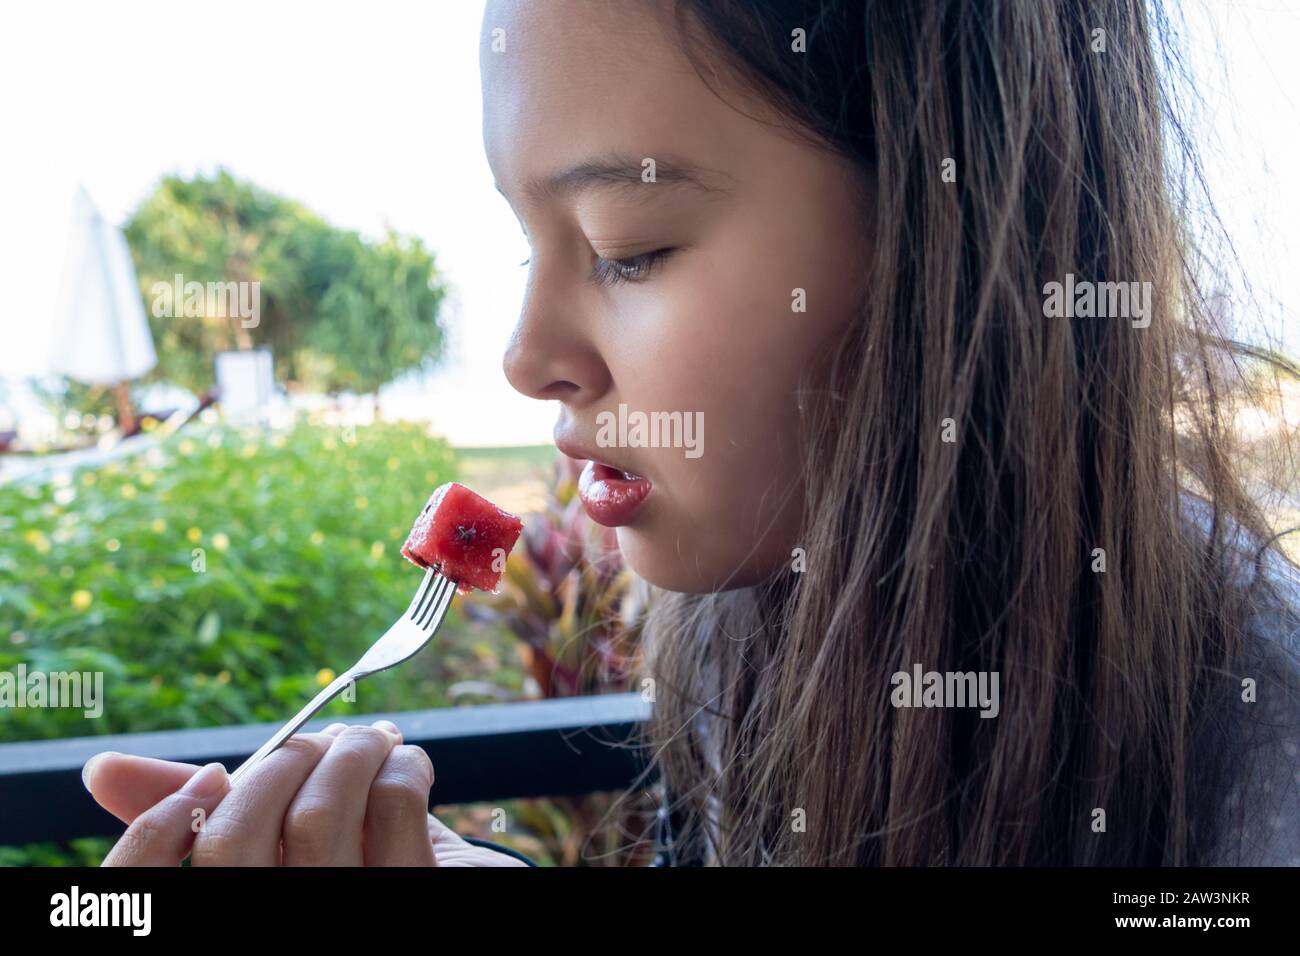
left=502, top=276, right=609, bottom=404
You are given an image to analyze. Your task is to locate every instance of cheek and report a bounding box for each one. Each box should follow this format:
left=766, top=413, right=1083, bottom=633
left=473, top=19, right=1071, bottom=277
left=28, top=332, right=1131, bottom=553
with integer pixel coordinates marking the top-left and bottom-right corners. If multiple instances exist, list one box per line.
left=604, top=238, right=856, bottom=590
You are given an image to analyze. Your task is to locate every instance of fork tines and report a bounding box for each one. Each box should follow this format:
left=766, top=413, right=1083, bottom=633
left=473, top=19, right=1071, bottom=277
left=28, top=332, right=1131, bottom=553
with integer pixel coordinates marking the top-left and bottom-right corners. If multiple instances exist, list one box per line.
left=409, top=569, right=456, bottom=630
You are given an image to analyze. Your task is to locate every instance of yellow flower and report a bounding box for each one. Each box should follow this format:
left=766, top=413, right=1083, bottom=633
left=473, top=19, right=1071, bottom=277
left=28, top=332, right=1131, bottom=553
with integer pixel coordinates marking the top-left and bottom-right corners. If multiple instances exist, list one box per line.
left=81, top=472, right=96, bottom=486
left=387, top=457, right=401, bottom=471
left=240, top=443, right=257, bottom=459
left=195, top=674, right=208, bottom=686
left=316, top=668, right=336, bottom=687
left=309, top=530, right=325, bottom=546
left=212, top=533, right=230, bottom=552
left=323, top=437, right=337, bottom=451
left=216, top=670, right=231, bottom=685
left=105, top=539, right=121, bottom=552
left=23, top=530, right=51, bottom=554
left=71, top=590, right=93, bottom=610
left=370, top=541, right=385, bottom=560
left=120, top=484, right=137, bottom=499
left=355, top=496, right=369, bottom=510
left=178, top=439, right=197, bottom=456
left=150, top=518, right=167, bottom=533
left=187, top=527, right=202, bottom=543
left=139, top=471, right=157, bottom=486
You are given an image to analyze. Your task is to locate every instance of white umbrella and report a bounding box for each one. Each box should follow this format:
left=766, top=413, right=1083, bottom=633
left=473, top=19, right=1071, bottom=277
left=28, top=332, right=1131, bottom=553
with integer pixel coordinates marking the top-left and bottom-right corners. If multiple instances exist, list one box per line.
left=48, top=186, right=156, bottom=429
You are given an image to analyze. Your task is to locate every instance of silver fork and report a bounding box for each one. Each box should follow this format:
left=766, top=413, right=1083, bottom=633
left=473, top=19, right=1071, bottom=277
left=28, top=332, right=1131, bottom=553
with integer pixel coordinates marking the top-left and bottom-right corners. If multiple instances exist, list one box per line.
left=228, top=568, right=456, bottom=787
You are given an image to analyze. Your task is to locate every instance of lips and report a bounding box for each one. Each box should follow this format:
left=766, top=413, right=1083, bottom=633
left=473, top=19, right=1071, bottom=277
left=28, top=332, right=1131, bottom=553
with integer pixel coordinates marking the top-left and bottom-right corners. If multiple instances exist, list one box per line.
left=577, top=460, right=653, bottom=527
left=553, top=426, right=654, bottom=526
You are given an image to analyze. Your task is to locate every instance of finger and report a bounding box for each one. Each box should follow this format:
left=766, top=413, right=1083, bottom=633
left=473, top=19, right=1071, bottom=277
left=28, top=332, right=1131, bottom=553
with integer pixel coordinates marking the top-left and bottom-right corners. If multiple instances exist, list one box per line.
left=424, top=812, right=526, bottom=866
left=83, top=753, right=202, bottom=824
left=362, top=745, right=436, bottom=866
left=281, top=724, right=401, bottom=866
left=82, top=728, right=352, bottom=827
left=191, top=732, right=337, bottom=867
left=102, top=762, right=229, bottom=867
left=427, top=810, right=472, bottom=851
left=272, top=723, right=345, bottom=864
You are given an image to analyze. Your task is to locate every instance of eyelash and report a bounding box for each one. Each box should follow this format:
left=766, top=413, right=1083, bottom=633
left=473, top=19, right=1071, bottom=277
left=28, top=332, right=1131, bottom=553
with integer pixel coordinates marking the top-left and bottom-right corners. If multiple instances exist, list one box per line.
left=591, top=250, right=672, bottom=287
left=516, top=249, right=673, bottom=287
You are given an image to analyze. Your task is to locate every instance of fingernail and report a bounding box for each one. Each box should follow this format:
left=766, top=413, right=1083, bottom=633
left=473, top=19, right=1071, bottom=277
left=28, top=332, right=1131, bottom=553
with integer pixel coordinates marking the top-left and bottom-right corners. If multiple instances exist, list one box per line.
left=81, top=752, right=118, bottom=791
left=181, top=762, right=228, bottom=798
left=373, top=720, right=400, bottom=736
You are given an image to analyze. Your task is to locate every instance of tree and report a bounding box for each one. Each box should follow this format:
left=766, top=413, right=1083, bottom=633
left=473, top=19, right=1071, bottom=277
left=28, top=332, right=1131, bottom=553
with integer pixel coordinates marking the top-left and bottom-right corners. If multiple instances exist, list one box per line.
left=123, top=169, right=448, bottom=395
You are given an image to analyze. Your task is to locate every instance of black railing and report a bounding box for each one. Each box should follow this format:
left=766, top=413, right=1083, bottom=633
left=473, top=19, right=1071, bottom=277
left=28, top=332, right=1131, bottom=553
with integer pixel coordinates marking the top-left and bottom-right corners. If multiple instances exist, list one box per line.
left=0, top=693, right=653, bottom=846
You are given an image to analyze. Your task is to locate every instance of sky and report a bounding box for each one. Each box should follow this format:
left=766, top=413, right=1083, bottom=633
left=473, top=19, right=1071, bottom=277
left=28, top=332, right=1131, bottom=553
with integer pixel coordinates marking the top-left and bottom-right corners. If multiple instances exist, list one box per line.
left=0, top=0, right=1297, bottom=446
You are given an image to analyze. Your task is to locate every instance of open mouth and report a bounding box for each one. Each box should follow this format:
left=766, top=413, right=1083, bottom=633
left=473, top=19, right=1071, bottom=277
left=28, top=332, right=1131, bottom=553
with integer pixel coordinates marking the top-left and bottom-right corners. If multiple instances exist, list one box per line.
left=594, top=461, right=645, bottom=482
left=578, top=461, right=653, bottom=527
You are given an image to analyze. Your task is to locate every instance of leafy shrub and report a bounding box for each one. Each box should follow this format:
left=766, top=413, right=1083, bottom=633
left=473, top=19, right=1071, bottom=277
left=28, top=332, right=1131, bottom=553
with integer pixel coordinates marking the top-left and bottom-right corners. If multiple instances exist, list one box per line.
left=461, top=455, right=658, bottom=865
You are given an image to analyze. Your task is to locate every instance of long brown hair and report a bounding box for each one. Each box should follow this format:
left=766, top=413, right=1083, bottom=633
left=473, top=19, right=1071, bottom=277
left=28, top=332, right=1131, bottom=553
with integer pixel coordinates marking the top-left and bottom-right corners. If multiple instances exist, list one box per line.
left=635, top=0, right=1298, bottom=865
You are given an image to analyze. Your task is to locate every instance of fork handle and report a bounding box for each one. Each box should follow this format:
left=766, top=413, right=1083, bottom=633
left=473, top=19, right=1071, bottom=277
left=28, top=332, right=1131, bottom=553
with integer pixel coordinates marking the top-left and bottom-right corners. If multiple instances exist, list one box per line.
left=228, top=671, right=358, bottom=787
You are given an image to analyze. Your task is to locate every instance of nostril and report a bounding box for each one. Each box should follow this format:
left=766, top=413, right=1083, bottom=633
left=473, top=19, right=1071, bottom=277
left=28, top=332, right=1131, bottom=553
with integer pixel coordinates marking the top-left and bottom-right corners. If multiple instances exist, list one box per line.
left=537, top=381, right=582, bottom=401
left=501, top=311, right=610, bottom=403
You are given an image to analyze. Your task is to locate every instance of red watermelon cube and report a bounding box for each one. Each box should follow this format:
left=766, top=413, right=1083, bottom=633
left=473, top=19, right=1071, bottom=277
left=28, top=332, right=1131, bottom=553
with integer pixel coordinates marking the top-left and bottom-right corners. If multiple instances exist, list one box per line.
left=401, top=482, right=523, bottom=594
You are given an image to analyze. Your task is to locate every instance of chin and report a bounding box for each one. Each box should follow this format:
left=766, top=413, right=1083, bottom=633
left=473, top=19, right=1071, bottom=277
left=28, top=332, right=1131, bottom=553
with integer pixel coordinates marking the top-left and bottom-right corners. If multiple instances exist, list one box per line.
left=613, top=525, right=781, bottom=594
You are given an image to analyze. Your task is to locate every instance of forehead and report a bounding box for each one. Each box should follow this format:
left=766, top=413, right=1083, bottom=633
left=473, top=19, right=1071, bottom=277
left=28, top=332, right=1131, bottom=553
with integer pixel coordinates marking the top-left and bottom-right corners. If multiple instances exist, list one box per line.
left=480, top=0, right=769, bottom=204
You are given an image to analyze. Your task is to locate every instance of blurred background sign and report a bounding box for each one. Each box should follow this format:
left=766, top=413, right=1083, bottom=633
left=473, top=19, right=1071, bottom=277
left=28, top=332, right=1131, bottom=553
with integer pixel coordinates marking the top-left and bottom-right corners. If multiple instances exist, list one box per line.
left=214, top=348, right=274, bottom=423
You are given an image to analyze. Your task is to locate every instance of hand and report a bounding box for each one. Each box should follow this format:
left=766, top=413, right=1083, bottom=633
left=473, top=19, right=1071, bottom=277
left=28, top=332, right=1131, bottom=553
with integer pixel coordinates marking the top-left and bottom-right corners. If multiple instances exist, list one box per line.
left=83, top=723, right=527, bottom=866
left=87, top=721, right=435, bottom=865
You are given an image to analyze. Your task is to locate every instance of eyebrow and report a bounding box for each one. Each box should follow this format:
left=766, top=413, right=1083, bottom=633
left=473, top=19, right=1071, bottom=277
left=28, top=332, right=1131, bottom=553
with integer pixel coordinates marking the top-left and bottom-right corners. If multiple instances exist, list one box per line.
left=496, top=152, right=734, bottom=207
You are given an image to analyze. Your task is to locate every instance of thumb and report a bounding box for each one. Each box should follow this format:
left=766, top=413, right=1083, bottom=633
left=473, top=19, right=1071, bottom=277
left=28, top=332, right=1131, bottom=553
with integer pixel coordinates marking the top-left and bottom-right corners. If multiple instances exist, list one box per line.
left=102, top=762, right=230, bottom=866
left=83, top=752, right=202, bottom=824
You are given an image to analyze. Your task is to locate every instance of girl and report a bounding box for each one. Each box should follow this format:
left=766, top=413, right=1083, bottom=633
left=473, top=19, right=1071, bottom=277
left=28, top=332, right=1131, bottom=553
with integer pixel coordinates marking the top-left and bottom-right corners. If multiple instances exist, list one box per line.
left=87, top=0, right=1299, bottom=866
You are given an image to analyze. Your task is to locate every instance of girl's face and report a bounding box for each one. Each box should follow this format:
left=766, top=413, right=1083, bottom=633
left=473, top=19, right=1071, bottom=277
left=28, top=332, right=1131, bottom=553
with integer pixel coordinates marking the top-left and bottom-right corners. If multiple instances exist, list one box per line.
left=482, top=0, right=871, bottom=592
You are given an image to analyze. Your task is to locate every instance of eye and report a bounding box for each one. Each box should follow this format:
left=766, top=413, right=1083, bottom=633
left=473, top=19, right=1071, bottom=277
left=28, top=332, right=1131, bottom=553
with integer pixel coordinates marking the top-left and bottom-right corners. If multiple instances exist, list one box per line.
left=591, top=249, right=672, bottom=287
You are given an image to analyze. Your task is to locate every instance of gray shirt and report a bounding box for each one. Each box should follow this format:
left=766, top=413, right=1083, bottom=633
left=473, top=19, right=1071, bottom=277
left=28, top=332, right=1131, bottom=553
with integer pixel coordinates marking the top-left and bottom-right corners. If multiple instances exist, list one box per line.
left=1202, top=528, right=1300, bottom=866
